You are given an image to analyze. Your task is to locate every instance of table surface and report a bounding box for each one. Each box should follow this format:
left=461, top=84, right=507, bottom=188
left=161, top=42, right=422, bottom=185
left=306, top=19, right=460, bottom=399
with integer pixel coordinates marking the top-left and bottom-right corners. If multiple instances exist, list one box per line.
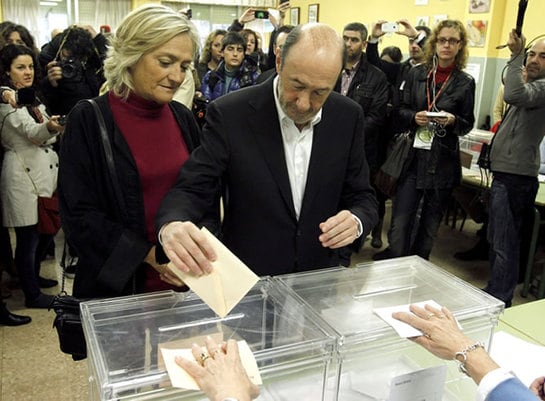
left=462, top=169, right=545, bottom=207
left=498, top=299, right=545, bottom=345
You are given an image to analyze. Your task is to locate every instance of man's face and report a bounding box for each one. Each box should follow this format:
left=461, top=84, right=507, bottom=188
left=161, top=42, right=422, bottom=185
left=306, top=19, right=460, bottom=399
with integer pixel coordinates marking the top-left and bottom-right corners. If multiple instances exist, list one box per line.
left=222, top=43, right=244, bottom=69
left=276, top=38, right=341, bottom=128
left=342, top=30, right=365, bottom=63
left=525, top=40, right=545, bottom=82
left=273, top=32, right=289, bottom=58
left=409, top=29, right=427, bottom=62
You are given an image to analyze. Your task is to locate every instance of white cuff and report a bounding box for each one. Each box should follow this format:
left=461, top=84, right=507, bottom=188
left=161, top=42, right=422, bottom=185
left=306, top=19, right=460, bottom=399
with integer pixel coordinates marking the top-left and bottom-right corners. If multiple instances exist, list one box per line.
left=475, top=367, right=515, bottom=401
left=352, top=214, right=364, bottom=238
left=368, top=36, right=379, bottom=44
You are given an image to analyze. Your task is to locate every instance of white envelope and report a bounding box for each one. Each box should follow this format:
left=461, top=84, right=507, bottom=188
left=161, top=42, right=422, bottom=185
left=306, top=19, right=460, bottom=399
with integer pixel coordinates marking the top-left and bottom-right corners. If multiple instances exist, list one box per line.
left=373, top=300, right=444, bottom=338
left=161, top=340, right=262, bottom=390
left=168, top=227, right=259, bottom=318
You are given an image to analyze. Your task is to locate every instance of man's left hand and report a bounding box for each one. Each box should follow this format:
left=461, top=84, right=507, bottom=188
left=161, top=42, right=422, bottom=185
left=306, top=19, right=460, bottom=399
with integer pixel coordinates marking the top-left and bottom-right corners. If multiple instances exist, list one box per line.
left=319, top=210, right=359, bottom=249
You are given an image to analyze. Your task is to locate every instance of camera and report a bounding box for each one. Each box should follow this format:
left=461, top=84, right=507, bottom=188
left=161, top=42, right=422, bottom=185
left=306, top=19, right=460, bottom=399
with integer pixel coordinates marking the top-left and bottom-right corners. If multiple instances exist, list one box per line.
left=381, top=22, right=399, bottom=33
left=58, top=115, right=67, bottom=126
left=255, top=10, right=269, bottom=19
left=15, top=87, right=36, bottom=106
left=58, top=58, right=83, bottom=80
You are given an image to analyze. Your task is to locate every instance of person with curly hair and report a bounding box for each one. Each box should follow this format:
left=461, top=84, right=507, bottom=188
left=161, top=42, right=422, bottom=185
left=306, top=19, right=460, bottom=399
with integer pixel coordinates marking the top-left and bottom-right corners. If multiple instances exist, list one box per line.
left=386, top=19, right=475, bottom=260
left=196, top=29, right=226, bottom=83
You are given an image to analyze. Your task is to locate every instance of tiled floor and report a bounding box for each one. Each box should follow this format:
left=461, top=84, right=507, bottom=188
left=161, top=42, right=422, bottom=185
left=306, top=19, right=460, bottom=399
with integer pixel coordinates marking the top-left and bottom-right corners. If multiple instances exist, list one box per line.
left=0, top=204, right=539, bottom=400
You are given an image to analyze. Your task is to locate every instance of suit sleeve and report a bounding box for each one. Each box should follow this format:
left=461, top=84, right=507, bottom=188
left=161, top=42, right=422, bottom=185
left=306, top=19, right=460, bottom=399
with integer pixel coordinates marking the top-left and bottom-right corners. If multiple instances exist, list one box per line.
left=485, top=378, right=539, bottom=401
left=344, top=106, right=379, bottom=242
left=366, top=41, right=401, bottom=86
left=156, top=101, right=226, bottom=234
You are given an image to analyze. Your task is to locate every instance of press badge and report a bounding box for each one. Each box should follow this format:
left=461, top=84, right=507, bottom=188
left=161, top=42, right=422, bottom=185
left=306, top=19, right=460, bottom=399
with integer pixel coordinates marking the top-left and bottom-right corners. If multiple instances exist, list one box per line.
left=413, top=126, right=433, bottom=150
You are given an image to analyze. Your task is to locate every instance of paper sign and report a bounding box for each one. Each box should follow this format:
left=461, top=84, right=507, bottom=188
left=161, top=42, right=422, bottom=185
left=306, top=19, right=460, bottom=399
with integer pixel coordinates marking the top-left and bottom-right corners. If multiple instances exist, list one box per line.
left=389, top=365, right=447, bottom=401
left=374, top=300, right=444, bottom=338
left=161, top=340, right=262, bottom=390
left=168, top=227, right=259, bottom=318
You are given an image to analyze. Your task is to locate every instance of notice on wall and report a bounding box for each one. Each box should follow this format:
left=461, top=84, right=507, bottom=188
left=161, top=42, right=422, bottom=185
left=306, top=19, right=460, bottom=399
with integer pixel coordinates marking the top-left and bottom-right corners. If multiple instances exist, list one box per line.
left=415, top=0, right=429, bottom=5
left=464, top=63, right=481, bottom=84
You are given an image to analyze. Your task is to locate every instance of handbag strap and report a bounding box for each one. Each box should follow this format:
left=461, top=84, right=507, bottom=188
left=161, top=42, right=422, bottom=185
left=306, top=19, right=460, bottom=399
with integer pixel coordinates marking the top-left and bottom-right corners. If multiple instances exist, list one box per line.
left=86, top=99, right=137, bottom=294
left=86, top=99, right=129, bottom=223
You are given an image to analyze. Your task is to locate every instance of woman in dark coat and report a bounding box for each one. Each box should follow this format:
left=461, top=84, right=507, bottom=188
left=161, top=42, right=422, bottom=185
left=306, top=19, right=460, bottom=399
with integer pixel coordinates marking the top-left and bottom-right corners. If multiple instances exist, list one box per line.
left=388, top=19, right=475, bottom=259
left=59, top=5, right=218, bottom=298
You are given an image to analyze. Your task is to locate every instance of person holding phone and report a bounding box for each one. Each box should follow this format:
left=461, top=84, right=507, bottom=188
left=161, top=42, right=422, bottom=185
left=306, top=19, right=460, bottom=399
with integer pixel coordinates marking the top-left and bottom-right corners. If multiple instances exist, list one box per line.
left=0, top=44, right=64, bottom=308
left=386, top=19, right=475, bottom=260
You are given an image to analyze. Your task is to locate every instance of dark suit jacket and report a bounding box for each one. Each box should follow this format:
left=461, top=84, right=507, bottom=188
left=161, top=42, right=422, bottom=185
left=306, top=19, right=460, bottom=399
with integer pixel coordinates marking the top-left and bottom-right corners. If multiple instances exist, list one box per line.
left=156, top=78, right=378, bottom=276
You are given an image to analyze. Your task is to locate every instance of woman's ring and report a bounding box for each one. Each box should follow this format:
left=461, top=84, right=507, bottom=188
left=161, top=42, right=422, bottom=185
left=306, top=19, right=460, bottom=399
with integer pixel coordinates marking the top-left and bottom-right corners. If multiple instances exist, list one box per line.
left=200, top=352, right=210, bottom=364
left=424, top=332, right=432, bottom=339
left=426, top=313, right=436, bottom=319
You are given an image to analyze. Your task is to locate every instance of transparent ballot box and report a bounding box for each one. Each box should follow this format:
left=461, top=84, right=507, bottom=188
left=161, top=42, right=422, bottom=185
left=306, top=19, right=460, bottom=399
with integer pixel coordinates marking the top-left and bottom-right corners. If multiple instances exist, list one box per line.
left=81, top=278, right=338, bottom=401
left=459, top=128, right=493, bottom=173
left=275, top=256, right=505, bottom=401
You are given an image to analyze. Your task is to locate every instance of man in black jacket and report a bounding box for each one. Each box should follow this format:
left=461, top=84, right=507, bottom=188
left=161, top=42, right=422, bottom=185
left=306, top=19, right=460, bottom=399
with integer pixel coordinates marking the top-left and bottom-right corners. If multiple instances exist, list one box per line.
left=39, top=25, right=106, bottom=116
left=334, top=22, right=389, bottom=248
left=366, top=20, right=431, bottom=259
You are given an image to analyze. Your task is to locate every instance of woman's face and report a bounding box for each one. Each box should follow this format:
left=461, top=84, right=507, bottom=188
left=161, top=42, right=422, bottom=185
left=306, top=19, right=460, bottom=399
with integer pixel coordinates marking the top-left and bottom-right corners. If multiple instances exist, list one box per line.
left=7, top=31, right=24, bottom=46
left=435, top=27, right=461, bottom=66
left=131, top=33, right=193, bottom=104
left=8, top=55, right=34, bottom=89
left=210, top=34, right=224, bottom=63
left=246, top=34, right=256, bottom=54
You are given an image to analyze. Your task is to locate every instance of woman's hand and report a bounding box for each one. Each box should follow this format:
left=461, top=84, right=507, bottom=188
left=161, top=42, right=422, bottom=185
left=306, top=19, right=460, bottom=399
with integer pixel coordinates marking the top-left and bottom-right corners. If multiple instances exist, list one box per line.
left=46, top=115, right=65, bottom=134
left=530, top=376, right=545, bottom=400
left=176, top=336, right=260, bottom=401
left=414, top=110, right=430, bottom=126
left=145, top=245, right=185, bottom=287
left=393, top=304, right=500, bottom=385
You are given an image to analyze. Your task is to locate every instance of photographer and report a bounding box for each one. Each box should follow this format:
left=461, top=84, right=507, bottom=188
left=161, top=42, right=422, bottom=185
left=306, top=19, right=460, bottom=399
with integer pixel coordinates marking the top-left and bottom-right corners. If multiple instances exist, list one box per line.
left=39, top=25, right=106, bottom=116
left=0, top=45, right=64, bottom=309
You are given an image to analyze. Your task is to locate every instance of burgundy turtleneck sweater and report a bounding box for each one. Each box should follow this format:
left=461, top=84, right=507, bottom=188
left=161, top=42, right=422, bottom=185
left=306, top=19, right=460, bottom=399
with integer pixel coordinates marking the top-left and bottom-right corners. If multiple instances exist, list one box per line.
left=109, top=92, right=189, bottom=292
left=434, top=62, right=455, bottom=84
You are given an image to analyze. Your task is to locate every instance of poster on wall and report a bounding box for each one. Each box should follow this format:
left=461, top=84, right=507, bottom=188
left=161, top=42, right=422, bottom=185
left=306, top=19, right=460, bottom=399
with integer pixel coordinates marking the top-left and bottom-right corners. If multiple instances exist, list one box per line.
left=416, top=16, right=429, bottom=27
left=433, top=14, right=448, bottom=27
left=467, top=20, right=488, bottom=47
left=290, top=7, right=300, bottom=25
left=415, top=0, right=429, bottom=5
left=308, top=4, right=319, bottom=23
left=469, top=0, right=490, bottom=13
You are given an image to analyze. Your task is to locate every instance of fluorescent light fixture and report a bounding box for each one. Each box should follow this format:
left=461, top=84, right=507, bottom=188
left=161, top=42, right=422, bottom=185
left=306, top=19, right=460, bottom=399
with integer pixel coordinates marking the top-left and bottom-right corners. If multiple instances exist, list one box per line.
left=40, top=1, right=59, bottom=5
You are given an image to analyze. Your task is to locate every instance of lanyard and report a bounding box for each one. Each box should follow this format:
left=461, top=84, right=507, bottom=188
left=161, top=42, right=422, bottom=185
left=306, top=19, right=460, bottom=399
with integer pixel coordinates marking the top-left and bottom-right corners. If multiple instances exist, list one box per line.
left=426, top=68, right=452, bottom=112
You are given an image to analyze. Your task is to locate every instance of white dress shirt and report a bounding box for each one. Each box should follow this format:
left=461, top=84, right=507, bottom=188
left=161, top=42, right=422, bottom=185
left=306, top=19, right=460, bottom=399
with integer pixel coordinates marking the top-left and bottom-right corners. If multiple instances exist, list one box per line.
left=272, top=76, right=321, bottom=219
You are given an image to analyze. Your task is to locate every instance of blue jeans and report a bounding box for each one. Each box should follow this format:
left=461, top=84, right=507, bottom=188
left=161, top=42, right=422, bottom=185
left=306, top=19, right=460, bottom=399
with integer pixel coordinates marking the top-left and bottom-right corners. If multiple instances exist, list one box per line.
left=389, top=171, right=452, bottom=259
left=486, top=172, right=538, bottom=307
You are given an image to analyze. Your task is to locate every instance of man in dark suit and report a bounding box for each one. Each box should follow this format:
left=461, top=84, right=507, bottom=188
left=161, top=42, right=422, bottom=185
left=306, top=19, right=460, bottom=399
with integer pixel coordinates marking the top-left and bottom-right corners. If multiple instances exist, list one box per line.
left=156, top=23, right=378, bottom=277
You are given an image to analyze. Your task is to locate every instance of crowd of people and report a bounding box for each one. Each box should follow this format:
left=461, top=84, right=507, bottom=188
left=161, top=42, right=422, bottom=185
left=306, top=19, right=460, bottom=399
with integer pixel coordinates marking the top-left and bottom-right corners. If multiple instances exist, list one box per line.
left=0, top=3, right=544, bottom=399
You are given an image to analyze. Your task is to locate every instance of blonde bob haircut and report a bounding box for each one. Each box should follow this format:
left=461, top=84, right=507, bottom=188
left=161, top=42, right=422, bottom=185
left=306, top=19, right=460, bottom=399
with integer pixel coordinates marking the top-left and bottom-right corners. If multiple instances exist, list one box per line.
left=104, top=4, right=200, bottom=100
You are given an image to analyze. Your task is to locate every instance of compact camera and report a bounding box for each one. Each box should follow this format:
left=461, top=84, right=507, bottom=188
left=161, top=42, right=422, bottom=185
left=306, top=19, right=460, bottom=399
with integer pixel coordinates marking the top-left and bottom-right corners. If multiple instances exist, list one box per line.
left=381, top=22, right=399, bottom=33
left=58, top=58, right=84, bottom=80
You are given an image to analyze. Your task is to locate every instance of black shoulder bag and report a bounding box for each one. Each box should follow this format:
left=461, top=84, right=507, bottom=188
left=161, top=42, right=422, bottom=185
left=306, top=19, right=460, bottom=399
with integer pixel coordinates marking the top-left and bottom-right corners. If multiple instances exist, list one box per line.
left=51, top=99, right=127, bottom=361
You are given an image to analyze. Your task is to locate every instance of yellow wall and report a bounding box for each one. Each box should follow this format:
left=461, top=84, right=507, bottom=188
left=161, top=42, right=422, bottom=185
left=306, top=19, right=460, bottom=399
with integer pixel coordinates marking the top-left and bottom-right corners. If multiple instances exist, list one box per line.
left=288, top=0, right=545, bottom=58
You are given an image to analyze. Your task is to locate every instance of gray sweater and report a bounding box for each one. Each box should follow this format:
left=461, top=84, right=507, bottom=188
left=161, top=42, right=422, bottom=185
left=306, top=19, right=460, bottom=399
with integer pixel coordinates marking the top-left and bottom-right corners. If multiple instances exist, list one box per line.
left=490, top=53, right=545, bottom=177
